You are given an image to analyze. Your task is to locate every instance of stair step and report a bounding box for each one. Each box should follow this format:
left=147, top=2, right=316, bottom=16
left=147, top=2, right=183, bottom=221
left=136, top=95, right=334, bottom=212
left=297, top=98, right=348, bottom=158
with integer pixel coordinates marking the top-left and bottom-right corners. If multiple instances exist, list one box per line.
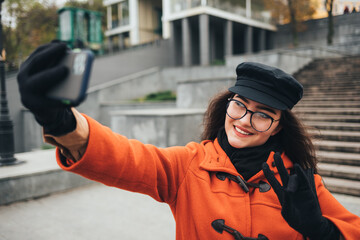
left=300, top=69, right=360, bottom=73
left=317, top=151, right=360, bottom=166
left=299, top=77, right=360, bottom=83
left=318, top=163, right=360, bottom=181
left=294, top=108, right=360, bottom=115
left=314, top=140, right=360, bottom=153
left=305, top=86, right=360, bottom=92
left=322, top=177, right=360, bottom=196
left=301, top=77, right=360, bottom=82
left=298, top=102, right=360, bottom=108
left=310, top=129, right=360, bottom=142
left=305, top=121, right=360, bottom=131
left=304, top=94, right=360, bottom=98
left=300, top=115, right=360, bottom=123
left=301, top=74, right=360, bottom=79
left=304, top=81, right=360, bottom=86
left=301, top=96, right=360, bottom=101
left=299, top=69, right=360, bottom=75
left=298, top=56, right=360, bottom=197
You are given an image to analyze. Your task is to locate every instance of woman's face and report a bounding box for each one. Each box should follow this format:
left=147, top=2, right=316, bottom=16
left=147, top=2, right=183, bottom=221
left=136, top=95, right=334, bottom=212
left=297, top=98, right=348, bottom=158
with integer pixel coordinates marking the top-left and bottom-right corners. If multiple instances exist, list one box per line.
left=225, top=95, right=282, bottom=149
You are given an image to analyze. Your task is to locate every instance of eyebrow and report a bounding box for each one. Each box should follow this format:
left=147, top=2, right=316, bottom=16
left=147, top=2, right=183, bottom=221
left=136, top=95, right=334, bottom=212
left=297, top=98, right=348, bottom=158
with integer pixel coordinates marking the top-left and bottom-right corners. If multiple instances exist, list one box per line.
left=236, top=95, right=277, bottom=115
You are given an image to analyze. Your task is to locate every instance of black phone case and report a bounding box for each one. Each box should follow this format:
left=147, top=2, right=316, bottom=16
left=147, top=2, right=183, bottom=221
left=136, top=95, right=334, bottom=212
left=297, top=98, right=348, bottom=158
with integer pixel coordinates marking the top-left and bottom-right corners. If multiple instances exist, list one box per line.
left=47, top=50, right=94, bottom=106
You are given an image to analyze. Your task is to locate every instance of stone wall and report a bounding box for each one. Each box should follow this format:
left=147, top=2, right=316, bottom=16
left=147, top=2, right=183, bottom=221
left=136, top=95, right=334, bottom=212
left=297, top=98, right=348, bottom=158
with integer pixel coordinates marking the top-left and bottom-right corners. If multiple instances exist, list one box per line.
left=110, top=108, right=205, bottom=147
left=274, top=12, right=360, bottom=49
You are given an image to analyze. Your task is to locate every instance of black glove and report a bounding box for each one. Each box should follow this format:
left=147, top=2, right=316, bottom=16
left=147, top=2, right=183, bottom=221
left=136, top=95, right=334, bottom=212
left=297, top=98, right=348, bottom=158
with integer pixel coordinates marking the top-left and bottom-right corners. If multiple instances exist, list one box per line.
left=262, top=153, right=340, bottom=240
left=17, top=41, right=76, bottom=136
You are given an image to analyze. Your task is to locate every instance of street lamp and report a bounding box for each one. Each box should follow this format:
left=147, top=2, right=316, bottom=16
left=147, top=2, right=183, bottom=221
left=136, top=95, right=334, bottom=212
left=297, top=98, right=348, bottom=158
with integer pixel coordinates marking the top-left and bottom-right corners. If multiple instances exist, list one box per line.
left=0, top=0, right=23, bottom=166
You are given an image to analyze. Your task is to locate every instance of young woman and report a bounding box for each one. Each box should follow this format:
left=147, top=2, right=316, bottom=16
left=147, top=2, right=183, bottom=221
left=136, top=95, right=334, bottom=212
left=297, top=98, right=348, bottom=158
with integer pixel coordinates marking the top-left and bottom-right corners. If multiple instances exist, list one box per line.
left=18, top=42, right=360, bottom=239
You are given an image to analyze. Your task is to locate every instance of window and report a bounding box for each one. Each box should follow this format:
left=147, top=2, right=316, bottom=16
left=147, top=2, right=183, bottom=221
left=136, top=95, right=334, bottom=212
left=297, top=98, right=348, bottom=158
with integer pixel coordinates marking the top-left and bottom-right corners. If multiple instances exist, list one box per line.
left=111, top=0, right=130, bottom=28
left=59, top=10, right=72, bottom=41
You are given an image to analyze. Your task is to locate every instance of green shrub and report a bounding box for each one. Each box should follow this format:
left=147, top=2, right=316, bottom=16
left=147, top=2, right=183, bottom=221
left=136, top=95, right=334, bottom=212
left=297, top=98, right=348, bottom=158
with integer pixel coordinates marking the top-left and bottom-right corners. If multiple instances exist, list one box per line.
left=41, top=144, right=56, bottom=150
left=135, top=90, right=176, bottom=102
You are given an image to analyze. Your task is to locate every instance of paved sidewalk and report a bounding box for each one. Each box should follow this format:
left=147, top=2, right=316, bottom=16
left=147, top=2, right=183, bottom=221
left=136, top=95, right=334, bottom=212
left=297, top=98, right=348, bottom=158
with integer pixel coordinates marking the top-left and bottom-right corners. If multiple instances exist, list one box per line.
left=0, top=183, right=175, bottom=240
left=1, top=182, right=359, bottom=240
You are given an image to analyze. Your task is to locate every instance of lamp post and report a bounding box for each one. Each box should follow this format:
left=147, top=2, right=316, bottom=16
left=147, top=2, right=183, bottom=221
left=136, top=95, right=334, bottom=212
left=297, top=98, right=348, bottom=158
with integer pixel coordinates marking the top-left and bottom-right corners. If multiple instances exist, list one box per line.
left=0, top=0, right=22, bottom=166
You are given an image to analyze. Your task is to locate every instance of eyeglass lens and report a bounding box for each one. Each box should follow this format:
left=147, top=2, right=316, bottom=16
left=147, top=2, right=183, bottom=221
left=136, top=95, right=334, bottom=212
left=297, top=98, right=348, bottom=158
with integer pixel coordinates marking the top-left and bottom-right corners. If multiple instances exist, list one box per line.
left=227, top=100, right=273, bottom=132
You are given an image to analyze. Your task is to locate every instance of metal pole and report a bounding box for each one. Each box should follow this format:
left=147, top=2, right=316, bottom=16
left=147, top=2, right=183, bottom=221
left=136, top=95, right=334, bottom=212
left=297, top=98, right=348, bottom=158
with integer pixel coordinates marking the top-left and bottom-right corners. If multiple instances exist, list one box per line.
left=0, top=0, right=23, bottom=166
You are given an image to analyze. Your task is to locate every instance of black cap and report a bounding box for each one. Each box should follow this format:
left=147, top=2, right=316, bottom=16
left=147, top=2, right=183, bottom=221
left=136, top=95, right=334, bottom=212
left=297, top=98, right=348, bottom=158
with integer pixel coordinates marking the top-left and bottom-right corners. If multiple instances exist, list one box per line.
left=228, top=62, right=303, bottom=110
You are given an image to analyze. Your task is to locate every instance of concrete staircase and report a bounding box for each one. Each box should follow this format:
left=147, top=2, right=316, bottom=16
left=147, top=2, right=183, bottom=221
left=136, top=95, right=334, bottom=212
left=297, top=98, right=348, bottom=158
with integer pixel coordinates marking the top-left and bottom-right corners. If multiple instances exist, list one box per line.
left=293, top=56, right=360, bottom=196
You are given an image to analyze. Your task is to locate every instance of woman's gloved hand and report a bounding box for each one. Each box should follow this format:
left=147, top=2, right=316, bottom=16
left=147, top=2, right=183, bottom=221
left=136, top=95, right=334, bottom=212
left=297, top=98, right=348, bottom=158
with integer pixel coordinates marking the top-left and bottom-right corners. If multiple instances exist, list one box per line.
left=17, top=41, right=76, bottom=136
left=262, top=153, right=340, bottom=240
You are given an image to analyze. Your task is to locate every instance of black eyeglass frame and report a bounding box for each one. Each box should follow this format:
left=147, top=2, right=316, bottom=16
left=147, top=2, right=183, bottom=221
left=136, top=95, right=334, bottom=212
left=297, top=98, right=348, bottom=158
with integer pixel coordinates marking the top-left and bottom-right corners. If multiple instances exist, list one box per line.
left=226, top=98, right=280, bottom=132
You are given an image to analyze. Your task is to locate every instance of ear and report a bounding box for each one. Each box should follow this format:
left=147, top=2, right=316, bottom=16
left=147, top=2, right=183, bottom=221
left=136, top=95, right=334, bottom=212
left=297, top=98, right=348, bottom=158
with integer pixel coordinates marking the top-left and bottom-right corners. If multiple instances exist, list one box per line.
left=271, top=124, right=282, bottom=136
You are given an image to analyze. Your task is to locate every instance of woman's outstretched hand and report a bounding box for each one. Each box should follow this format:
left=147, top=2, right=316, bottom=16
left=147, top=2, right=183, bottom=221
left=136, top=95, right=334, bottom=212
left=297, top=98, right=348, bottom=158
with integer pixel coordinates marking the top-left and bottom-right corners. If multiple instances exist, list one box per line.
left=17, top=41, right=76, bottom=136
left=262, top=152, right=340, bottom=240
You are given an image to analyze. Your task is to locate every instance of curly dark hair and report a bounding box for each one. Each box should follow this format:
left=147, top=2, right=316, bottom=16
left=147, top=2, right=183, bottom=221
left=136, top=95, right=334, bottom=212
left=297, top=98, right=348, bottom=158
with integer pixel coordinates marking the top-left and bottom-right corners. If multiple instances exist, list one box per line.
left=201, top=90, right=318, bottom=172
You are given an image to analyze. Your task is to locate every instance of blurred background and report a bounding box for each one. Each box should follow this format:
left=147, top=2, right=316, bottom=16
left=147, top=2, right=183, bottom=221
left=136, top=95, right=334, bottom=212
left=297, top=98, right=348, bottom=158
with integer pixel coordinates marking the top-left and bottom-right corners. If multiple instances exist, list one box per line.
left=0, top=0, right=359, bottom=239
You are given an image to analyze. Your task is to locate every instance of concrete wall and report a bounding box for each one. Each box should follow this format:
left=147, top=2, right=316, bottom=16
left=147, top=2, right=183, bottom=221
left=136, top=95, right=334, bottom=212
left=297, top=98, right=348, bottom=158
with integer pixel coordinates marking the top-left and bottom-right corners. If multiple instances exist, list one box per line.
left=110, top=108, right=205, bottom=147
left=0, top=149, right=91, bottom=205
left=100, top=101, right=175, bottom=126
left=176, top=78, right=234, bottom=108
left=77, top=67, right=178, bottom=122
left=161, top=65, right=235, bottom=82
left=226, top=46, right=347, bottom=75
left=90, top=39, right=171, bottom=87
left=6, top=75, right=26, bottom=153
left=22, top=110, right=44, bottom=151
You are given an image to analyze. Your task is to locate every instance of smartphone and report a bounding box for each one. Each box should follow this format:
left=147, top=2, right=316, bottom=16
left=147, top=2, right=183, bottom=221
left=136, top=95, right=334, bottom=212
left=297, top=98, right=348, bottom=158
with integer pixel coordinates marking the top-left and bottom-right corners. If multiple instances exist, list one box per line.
left=47, top=49, right=94, bottom=106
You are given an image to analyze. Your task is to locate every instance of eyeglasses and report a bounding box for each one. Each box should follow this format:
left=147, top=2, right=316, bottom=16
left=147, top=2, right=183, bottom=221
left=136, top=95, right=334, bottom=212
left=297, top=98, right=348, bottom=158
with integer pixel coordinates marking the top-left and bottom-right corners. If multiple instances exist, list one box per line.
left=226, top=98, right=280, bottom=132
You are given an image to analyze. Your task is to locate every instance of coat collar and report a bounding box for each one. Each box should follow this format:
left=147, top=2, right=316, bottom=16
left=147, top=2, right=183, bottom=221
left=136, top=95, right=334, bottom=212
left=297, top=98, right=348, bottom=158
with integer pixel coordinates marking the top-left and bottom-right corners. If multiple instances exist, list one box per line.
left=199, top=138, right=294, bottom=182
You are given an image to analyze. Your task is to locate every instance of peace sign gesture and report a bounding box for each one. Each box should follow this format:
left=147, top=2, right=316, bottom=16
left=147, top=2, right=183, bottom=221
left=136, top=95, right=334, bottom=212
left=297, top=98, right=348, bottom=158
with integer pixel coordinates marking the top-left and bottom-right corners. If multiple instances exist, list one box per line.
left=262, top=152, right=340, bottom=240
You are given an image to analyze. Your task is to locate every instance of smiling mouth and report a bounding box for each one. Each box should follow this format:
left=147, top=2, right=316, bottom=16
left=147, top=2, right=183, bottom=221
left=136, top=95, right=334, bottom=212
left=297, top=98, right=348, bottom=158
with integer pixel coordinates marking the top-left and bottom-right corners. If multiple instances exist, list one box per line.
left=234, top=126, right=253, bottom=135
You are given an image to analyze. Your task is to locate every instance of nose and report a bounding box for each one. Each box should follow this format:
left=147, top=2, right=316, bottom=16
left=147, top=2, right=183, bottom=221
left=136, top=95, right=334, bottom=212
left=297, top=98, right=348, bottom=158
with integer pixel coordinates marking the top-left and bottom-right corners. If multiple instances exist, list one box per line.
left=238, top=110, right=252, bottom=128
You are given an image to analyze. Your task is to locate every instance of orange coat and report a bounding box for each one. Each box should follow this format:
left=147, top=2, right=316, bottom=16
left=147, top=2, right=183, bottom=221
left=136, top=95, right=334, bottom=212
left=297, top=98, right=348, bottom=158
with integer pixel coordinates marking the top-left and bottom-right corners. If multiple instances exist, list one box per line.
left=56, top=115, right=360, bottom=239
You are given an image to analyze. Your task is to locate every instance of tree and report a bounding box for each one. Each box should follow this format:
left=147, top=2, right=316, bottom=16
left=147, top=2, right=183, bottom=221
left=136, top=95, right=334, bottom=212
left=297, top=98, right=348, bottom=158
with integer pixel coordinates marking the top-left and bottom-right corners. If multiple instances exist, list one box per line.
left=3, top=0, right=57, bottom=68
left=287, top=0, right=299, bottom=47
left=64, top=0, right=105, bottom=13
left=264, top=0, right=318, bottom=47
left=16, top=2, right=58, bottom=56
left=3, top=0, right=34, bottom=68
left=325, top=0, right=334, bottom=45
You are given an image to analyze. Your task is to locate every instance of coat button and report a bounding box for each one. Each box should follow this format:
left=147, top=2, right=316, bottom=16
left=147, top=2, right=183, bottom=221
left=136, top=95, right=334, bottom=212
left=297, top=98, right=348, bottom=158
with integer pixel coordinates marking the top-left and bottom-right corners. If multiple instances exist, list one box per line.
left=259, top=181, right=271, bottom=192
left=216, top=172, right=226, bottom=181
left=211, top=219, right=225, bottom=233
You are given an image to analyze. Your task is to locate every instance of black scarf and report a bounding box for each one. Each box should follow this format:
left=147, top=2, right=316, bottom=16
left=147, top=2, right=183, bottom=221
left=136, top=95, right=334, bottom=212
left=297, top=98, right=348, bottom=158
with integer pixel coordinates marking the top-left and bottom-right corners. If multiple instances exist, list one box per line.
left=217, top=128, right=282, bottom=180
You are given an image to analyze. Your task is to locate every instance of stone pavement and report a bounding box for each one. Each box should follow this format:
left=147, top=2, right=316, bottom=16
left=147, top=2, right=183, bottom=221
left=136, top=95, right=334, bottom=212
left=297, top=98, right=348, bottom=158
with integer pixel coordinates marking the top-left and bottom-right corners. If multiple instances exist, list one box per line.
left=0, top=183, right=175, bottom=240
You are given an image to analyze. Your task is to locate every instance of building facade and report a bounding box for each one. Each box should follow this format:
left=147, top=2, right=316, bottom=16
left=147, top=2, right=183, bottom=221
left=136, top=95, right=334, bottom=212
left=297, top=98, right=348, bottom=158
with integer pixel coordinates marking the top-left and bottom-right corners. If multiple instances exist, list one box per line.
left=103, top=0, right=276, bottom=66
left=57, top=7, right=103, bottom=54
left=316, top=0, right=360, bottom=18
